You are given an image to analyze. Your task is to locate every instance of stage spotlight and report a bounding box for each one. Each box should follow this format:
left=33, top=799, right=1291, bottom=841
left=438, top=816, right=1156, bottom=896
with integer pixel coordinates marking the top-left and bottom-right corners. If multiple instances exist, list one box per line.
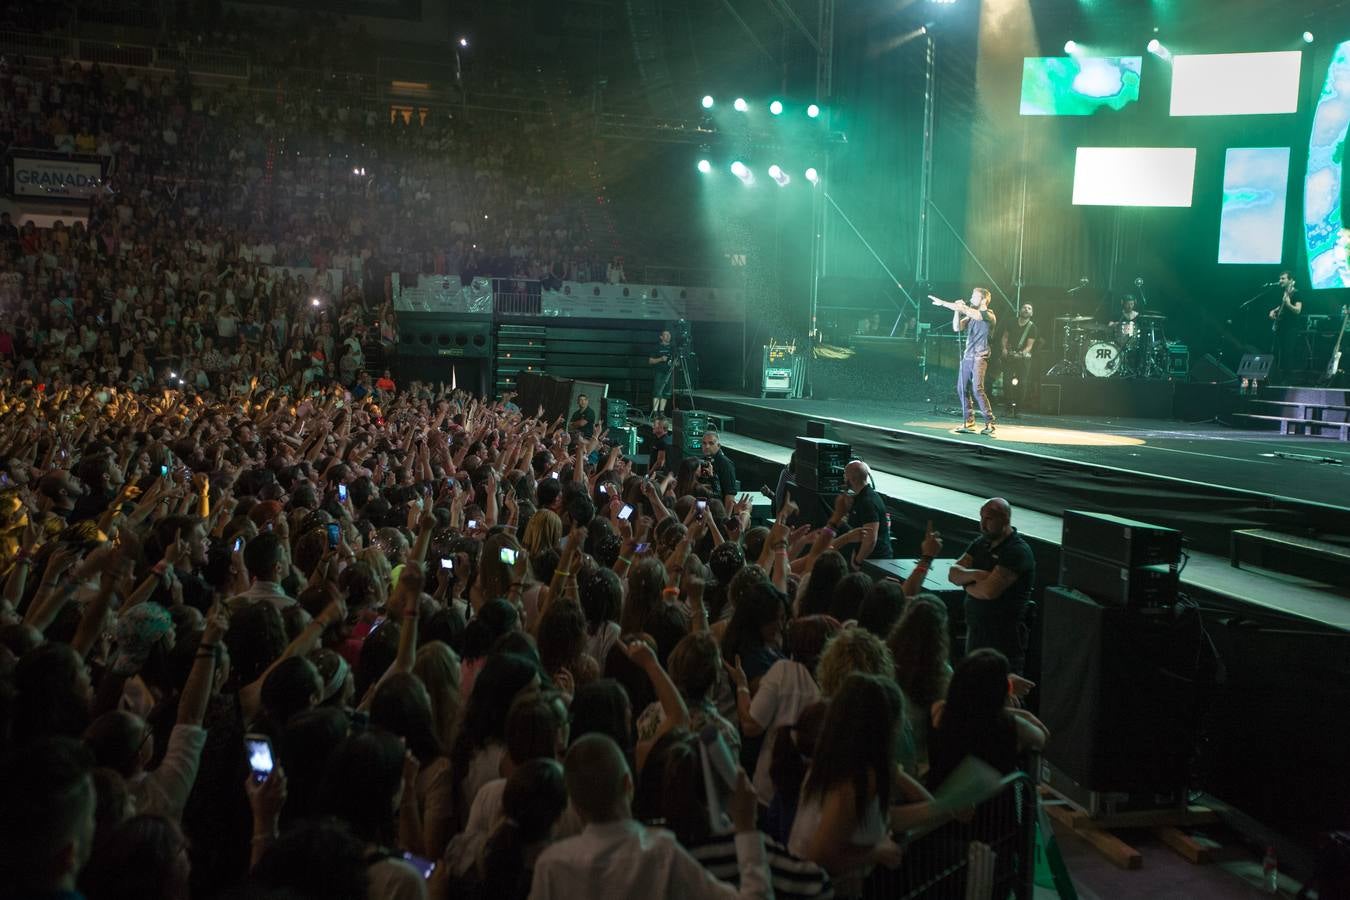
left=697, top=159, right=712, bottom=174
left=806, top=103, right=821, bottom=119
left=805, top=167, right=820, bottom=184
left=769, top=100, right=784, bottom=115
left=1304, top=31, right=1315, bottom=44
left=1147, top=39, right=1172, bottom=61
left=769, top=165, right=790, bottom=187
left=1064, top=40, right=1080, bottom=55
left=701, top=95, right=715, bottom=109
left=458, top=37, right=469, bottom=48
left=733, top=97, right=749, bottom=112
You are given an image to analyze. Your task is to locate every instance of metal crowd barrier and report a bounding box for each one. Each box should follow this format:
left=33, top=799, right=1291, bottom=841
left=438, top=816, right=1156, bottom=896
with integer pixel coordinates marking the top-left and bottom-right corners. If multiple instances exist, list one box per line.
left=863, top=770, right=1039, bottom=900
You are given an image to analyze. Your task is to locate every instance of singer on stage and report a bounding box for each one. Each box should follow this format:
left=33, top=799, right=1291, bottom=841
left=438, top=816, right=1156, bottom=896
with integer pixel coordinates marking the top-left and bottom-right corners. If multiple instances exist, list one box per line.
left=1269, top=271, right=1303, bottom=381
left=931, top=288, right=998, bottom=435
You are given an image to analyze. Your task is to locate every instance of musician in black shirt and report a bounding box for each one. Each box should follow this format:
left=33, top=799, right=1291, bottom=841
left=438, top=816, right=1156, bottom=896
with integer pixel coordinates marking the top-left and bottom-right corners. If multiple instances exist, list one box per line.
left=1269, top=270, right=1303, bottom=380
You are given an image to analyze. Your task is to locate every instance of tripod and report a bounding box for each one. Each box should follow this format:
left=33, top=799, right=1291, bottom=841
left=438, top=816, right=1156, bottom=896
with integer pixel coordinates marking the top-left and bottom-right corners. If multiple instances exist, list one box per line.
left=671, top=348, right=699, bottom=414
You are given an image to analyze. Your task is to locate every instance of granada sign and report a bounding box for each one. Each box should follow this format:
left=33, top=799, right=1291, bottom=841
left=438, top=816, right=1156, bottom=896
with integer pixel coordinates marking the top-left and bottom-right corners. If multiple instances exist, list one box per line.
left=12, top=155, right=105, bottom=200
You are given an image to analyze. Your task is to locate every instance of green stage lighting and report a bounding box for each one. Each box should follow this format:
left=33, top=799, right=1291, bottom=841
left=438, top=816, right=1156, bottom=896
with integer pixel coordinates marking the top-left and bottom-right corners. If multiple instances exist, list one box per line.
left=769, top=100, right=784, bottom=115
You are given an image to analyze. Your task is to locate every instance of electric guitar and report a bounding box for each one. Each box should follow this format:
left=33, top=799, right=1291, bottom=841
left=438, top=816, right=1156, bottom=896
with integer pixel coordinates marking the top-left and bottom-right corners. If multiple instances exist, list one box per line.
left=1326, top=306, right=1349, bottom=381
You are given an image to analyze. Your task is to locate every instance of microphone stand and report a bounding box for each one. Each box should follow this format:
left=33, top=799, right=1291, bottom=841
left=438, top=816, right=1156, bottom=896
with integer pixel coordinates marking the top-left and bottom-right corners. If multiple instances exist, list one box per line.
left=1238, top=285, right=1275, bottom=310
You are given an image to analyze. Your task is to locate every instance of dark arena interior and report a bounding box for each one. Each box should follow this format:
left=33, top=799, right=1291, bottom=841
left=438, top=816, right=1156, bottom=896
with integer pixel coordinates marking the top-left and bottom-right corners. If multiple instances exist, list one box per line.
left=2, top=0, right=1350, bottom=898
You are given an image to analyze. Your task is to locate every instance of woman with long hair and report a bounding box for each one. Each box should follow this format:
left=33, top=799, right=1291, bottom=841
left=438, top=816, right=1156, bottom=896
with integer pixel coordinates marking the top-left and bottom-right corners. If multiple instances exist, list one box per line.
left=369, top=672, right=454, bottom=859
left=636, top=730, right=833, bottom=900
left=319, top=730, right=428, bottom=900
left=80, top=814, right=192, bottom=900
left=448, top=652, right=542, bottom=828
left=720, top=580, right=789, bottom=685
left=727, top=615, right=839, bottom=806
left=520, top=509, right=562, bottom=558
left=926, top=648, right=1048, bottom=791
left=413, top=641, right=462, bottom=759
left=886, top=596, right=951, bottom=778
left=478, top=758, right=567, bottom=900
left=789, top=673, right=930, bottom=897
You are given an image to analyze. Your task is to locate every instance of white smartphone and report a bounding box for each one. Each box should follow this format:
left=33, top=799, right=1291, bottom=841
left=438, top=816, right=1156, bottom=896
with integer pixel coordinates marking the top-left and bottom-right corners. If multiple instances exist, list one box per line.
left=618, top=504, right=634, bottom=521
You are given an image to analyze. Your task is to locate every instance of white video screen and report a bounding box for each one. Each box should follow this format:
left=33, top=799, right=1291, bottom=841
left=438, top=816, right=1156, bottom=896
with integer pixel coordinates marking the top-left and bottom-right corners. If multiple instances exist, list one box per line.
left=1071, top=147, right=1197, bottom=207
left=1170, top=52, right=1302, bottom=117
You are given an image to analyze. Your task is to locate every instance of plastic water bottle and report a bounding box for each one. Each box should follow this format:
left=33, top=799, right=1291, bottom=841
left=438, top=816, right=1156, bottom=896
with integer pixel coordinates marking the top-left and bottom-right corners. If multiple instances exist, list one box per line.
left=1262, top=845, right=1279, bottom=893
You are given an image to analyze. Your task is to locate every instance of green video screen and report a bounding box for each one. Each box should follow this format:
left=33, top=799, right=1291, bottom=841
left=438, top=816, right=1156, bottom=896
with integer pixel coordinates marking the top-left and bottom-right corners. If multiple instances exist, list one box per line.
left=1020, top=56, right=1143, bottom=116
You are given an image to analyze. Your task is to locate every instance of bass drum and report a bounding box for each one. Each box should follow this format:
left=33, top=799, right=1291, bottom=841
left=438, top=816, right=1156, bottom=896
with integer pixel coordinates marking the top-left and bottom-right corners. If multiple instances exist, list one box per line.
left=1084, top=341, right=1120, bottom=377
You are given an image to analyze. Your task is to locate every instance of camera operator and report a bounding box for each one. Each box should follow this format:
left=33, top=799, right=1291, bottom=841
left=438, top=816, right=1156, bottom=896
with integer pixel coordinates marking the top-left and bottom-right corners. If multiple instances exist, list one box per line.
left=699, top=431, right=737, bottom=507
left=648, top=328, right=674, bottom=416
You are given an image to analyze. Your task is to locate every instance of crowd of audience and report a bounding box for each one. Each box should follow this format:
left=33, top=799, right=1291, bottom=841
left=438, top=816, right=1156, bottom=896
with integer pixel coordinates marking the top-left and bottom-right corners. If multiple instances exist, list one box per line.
left=0, top=375, right=1049, bottom=900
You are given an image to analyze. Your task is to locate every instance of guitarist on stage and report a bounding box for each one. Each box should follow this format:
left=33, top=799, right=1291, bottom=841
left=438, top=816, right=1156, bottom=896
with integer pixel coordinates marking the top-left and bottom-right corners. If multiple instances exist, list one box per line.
left=931, top=287, right=998, bottom=435
left=1269, top=270, right=1303, bottom=382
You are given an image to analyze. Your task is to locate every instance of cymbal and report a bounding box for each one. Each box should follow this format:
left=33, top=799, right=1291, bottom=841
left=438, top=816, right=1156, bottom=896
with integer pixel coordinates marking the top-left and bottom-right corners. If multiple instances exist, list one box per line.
left=1055, top=316, right=1095, bottom=322
left=1138, top=313, right=1166, bottom=319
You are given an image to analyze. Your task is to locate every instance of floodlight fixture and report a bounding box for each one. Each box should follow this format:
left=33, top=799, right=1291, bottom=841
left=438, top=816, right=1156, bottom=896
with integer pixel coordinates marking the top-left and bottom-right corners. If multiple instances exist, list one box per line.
left=701, top=95, right=715, bottom=109
left=697, top=159, right=713, bottom=174
left=1147, top=39, right=1172, bottom=61
left=769, top=165, right=790, bottom=187
left=806, top=103, right=821, bottom=119
left=1304, top=31, right=1315, bottom=44
left=458, top=37, right=469, bottom=48
left=730, top=161, right=749, bottom=177
left=805, top=167, right=820, bottom=184
left=1064, top=40, right=1080, bottom=55
left=733, top=97, right=749, bottom=112
left=769, top=100, right=784, bottom=115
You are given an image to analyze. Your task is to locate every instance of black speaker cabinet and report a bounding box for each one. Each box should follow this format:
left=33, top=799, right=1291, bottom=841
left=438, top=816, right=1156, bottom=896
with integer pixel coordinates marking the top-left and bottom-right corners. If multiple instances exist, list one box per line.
left=1040, top=586, right=1198, bottom=800
left=792, top=436, right=850, bottom=495
left=674, top=411, right=709, bottom=460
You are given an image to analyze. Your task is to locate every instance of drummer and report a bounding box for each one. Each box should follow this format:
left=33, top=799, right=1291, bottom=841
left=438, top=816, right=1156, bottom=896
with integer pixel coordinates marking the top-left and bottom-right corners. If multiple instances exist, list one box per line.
left=1109, top=295, right=1140, bottom=344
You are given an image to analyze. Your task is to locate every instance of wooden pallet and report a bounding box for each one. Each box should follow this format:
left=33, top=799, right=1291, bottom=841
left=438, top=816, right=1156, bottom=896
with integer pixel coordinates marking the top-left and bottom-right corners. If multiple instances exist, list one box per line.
left=1041, top=789, right=1233, bottom=870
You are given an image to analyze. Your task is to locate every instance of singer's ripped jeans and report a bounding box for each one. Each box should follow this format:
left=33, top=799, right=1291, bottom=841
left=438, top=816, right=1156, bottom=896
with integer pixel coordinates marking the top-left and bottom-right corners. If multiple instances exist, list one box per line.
left=957, top=354, right=994, bottom=423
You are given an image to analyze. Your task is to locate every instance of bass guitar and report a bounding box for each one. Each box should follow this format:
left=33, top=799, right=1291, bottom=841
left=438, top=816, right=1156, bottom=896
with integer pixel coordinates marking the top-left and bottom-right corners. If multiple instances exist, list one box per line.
left=1326, top=306, right=1349, bottom=382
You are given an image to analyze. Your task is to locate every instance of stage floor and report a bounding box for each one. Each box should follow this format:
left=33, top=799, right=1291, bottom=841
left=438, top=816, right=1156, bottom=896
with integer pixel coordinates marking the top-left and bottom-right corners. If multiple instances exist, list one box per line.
left=695, top=391, right=1350, bottom=513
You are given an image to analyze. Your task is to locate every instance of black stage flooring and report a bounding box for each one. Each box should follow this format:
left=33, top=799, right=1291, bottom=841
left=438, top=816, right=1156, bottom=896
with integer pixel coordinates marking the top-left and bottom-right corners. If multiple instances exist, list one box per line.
left=692, top=391, right=1350, bottom=559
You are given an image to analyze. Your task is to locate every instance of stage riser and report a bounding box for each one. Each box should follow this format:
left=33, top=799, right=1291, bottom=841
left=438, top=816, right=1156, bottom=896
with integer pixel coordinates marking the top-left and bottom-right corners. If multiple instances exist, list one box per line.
left=695, top=393, right=1347, bottom=559
left=1041, top=379, right=1174, bottom=419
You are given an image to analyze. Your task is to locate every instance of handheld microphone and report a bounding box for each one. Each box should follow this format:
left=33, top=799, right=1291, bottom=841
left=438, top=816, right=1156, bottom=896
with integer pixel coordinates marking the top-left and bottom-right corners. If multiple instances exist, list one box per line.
left=1262, top=281, right=1279, bottom=287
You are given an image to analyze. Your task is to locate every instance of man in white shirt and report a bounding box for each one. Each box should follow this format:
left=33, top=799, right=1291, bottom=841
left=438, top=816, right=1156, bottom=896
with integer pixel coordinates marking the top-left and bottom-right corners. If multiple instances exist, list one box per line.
left=227, top=532, right=296, bottom=613
left=529, top=733, right=772, bottom=900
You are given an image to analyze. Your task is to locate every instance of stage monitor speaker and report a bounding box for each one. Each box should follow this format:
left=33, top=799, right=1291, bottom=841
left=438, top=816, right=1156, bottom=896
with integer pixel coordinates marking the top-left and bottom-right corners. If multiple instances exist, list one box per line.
left=604, top=398, right=629, bottom=429
left=1059, top=550, right=1178, bottom=610
left=1190, top=353, right=1239, bottom=385
left=1040, top=586, right=1199, bottom=798
left=609, top=425, right=639, bottom=457
left=673, top=410, right=709, bottom=460
left=1039, top=383, right=1062, bottom=416
left=792, top=436, right=850, bottom=495
left=1061, top=510, right=1182, bottom=569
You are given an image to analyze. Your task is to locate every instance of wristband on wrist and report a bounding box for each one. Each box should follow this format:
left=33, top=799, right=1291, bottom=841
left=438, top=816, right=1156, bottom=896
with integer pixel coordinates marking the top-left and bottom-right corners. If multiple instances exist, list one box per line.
left=919, top=555, right=934, bottom=565
left=822, top=526, right=837, bottom=538
left=662, top=586, right=680, bottom=596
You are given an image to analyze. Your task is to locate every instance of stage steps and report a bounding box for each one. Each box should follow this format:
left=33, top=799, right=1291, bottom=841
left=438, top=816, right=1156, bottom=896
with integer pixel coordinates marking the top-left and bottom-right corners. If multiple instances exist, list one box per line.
left=1234, top=386, right=1350, bottom=440
left=494, top=325, right=547, bottom=396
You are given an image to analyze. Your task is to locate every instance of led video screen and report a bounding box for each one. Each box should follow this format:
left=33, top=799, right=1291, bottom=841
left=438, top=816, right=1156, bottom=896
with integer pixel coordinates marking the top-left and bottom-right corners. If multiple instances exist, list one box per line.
left=1071, top=147, right=1197, bottom=207
left=1170, top=52, right=1302, bottom=117
left=1306, top=41, right=1350, bottom=289
left=1218, top=148, right=1290, bottom=265
left=1020, top=56, right=1143, bottom=116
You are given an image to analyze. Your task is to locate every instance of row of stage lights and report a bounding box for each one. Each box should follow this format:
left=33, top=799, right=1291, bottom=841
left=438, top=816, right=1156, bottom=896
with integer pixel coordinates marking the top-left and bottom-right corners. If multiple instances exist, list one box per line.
left=697, top=160, right=821, bottom=186
left=701, top=95, right=822, bottom=118
left=1063, top=31, right=1314, bottom=60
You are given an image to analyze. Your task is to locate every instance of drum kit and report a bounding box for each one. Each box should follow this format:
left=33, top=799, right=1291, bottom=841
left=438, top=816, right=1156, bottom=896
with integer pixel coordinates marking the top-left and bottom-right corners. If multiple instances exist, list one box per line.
left=1046, top=314, right=1171, bottom=379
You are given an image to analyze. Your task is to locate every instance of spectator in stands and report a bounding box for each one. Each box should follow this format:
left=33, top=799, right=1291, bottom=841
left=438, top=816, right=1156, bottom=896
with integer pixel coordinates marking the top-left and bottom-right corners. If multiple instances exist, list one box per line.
left=0, top=737, right=98, bottom=899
